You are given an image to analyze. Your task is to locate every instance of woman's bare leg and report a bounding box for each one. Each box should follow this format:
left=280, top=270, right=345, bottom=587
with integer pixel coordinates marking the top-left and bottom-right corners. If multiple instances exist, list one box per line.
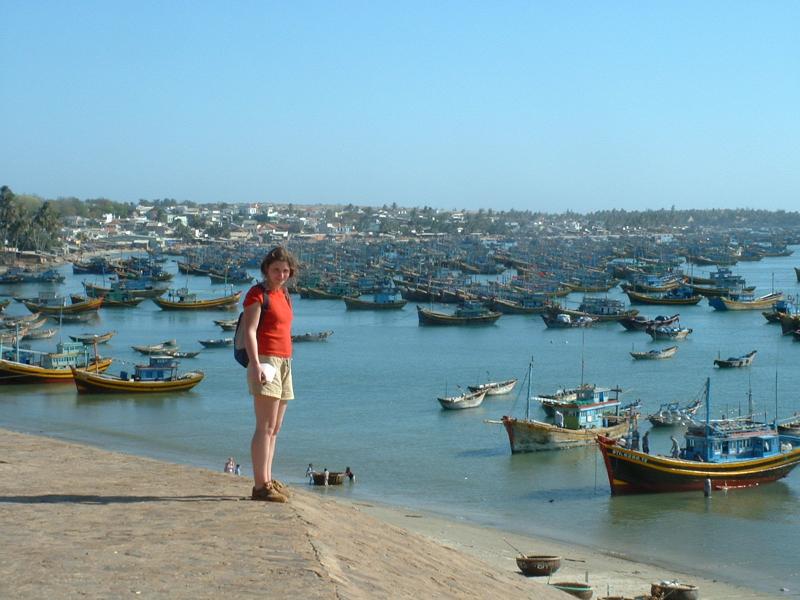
left=251, top=395, right=281, bottom=488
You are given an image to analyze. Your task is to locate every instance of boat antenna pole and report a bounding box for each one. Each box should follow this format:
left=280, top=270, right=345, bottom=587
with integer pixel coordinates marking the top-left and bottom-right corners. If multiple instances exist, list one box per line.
left=775, top=369, right=779, bottom=431
left=580, top=327, right=585, bottom=386
left=525, top=357, right=533, bottom=421
left=705, top=377, right=711, bottom=429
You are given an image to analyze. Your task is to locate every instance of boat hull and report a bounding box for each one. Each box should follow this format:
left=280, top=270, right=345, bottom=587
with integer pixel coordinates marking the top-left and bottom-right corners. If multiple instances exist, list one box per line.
left=437, top=390, right=486, bottom=410
left=343, top=297, right=407, bottom=310
left=152, top=292, right=241, bottom=310
left=502, top=417, right=628, bottom=452
left=597, top=436, right=800, bottom=494
left=0, top=358, right=113, bottom=384
left=416, top=306, right=502, bottom=326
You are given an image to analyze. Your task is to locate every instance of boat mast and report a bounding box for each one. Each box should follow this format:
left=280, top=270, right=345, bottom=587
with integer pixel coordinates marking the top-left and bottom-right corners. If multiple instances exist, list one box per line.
left=525, top=358, right=533, bottom=421
left=580, top=327, right=585, bottom=386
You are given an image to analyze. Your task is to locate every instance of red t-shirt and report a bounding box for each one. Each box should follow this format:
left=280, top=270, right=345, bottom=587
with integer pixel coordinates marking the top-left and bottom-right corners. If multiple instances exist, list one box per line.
left=242, top=284, right=293, bottom=358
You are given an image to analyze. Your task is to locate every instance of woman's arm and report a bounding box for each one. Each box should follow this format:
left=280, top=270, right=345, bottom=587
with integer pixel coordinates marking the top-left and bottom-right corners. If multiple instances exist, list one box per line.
left=243, top=301, right=265, bottom=383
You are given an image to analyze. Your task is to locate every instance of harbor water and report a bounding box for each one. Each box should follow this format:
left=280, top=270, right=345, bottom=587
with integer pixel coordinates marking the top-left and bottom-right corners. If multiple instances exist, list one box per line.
left=2, top=252, right=800, bottom=596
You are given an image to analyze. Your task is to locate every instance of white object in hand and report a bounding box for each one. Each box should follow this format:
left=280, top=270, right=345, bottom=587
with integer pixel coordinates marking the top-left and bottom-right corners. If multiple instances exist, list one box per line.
left=260, top=362, right=277, bottom=384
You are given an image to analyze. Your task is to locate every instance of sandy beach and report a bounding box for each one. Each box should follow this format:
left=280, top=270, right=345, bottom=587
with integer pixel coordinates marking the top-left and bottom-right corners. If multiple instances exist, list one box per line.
left=0, top=428, right=781, bottom=599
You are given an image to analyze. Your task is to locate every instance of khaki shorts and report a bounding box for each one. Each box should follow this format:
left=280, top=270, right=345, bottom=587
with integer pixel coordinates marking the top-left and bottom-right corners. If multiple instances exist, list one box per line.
left=248, top=356, right=294, bottom=400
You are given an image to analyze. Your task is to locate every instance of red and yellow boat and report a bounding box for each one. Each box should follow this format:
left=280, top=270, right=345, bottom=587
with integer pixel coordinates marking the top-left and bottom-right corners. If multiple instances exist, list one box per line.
left=70, top=356, right=204, bottom=393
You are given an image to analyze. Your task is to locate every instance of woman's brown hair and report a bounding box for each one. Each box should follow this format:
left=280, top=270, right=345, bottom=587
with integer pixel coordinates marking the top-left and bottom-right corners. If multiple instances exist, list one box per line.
left=260, top=246, right=299, bottom=278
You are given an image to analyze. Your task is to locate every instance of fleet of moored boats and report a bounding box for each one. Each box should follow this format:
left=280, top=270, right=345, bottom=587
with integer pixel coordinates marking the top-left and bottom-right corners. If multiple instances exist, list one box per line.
left=3, top=247, right=800, bottom=502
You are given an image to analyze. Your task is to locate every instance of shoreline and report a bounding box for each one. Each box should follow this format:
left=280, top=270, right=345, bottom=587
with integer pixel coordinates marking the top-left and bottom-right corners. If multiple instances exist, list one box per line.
left=0, top=428, right=782, bottom=599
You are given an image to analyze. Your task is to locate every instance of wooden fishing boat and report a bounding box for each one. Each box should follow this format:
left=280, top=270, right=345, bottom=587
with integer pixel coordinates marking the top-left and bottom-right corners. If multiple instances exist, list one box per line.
left=23, top=295, right=103, bottom=315
left=152, top=288, right=241, bottom=310
left=0, top=330, right=26, bottom=345
left=490, top=296, right=549, bottom=314
left=343, top=286, right=407, bottom=310
left=647, top=398, right=703, bottom=427
left=83, top=280, right=167, bottom=299
left=467, top=378, right=517, bottom=396
left=630, top=345, right=678, bottom=360
left=713, top=350, right=756, bottom=368
left=292, top=330, right=333, bottom=342
left=779, top=313, right=800, bottom=334
left=618, top=313, right=680, bottom=331
left=214, top=318, right=239, bottom=331
left=709, top=291, right=784, bottom=311
left=208, top=268, right=253, bottom=284
left=437, top=388, right=487, bottom=410
left=198, top=338, right=233, bottom=348
left=96, top=291, right=147, bottom=308
left=417, top=302, right=502, bottom=326
left=162, top=350, right=201, bottom=359
left=541, top=313, right=594, bottom=328
left=624, top=288, right=702, bottom=306
left=762, top=299, right=796, bottom=324
left=645, top=325, right=692, bottom=340
left=502, top=367, right=628, bottom=453
left=549, top=297, right=638, bottom=322
left=131, top=339, right=179, bottom=354
left=549, top=582, right=593, bottom=599
left=0, top=312, right=42, bottom=328
left=69, top=331, right=117, bottom=345
left=598, top=380, right=800, bottom=494
left=46, top=311, right=97, bottom=323
left=22, top=328, right=57, bottom=340
left=78, top=292, right=144, bottom=308
left=0, top=341, right=113, bottom=384
left=71, top=356, right=204, bottom=394
left=650, top=581, right=699, bottom=600
left=515, top=555, right=561, bottom=577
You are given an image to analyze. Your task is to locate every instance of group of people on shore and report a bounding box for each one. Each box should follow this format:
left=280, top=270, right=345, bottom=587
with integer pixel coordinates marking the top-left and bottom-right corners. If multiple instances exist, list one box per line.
left=224, top=457, right=241, bottom=475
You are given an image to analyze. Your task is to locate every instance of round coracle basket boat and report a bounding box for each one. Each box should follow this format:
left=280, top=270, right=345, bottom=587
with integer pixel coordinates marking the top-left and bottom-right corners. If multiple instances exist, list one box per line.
left=312, top=471, right=344, bottom=486
left=650, top=581, right=699, bottom=600
left=515, top=555, right=561, bottom=577
left=550, top=581, right=593, bottom=599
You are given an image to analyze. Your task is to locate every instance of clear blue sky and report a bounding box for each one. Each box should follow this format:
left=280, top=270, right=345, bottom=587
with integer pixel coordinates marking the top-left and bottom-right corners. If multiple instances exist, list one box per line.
left=2, top=1, right=798, bottom=212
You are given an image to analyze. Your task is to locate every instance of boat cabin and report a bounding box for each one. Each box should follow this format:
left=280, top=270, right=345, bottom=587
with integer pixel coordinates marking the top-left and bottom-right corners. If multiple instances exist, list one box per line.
left=683, top=422, right=781, bottom=462
left=171, top=288, right=197, bottom=303
left=578, top=296, right=627, bottom=316
left=559, top=387, right=621, bottom=430
left=126, top=356, right=179, bottom=382
left=455, top=301, right=490, bottom=317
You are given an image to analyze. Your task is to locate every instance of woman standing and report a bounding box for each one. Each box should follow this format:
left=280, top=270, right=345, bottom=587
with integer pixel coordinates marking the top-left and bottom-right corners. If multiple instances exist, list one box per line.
left=243, top=246, right=298, bottom=502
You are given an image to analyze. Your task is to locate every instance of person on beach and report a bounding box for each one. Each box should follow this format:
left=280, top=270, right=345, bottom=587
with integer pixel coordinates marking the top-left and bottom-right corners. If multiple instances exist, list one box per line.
left=224, top=457, right=235, bottom=473
left=345, top=466, right=355, bottom=483
left=306, top=463, right=314, bottom=483
left=243, top=246, right=298, bottom=503
left=234, top=464, right=241, bottom=476
left=323, top=468, right=329, bottom=486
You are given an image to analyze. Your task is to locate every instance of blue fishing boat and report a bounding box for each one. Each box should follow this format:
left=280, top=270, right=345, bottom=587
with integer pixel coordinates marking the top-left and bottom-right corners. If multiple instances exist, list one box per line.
left=597, top=379, right=800, bottom=494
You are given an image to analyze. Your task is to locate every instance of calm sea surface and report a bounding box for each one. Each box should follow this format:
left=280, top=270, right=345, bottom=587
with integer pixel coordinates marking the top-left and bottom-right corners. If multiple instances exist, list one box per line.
left=2, top=251, right=800, bottom=596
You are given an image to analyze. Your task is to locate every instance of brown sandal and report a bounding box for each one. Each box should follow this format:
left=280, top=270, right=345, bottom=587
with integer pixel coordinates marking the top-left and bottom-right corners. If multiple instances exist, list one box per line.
left=251, top=482, right=287, bottom=503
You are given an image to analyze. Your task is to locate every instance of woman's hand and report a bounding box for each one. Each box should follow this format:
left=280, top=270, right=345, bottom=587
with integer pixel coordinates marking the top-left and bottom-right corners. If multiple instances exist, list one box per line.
left=248, top=362, right=267, bottom=385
